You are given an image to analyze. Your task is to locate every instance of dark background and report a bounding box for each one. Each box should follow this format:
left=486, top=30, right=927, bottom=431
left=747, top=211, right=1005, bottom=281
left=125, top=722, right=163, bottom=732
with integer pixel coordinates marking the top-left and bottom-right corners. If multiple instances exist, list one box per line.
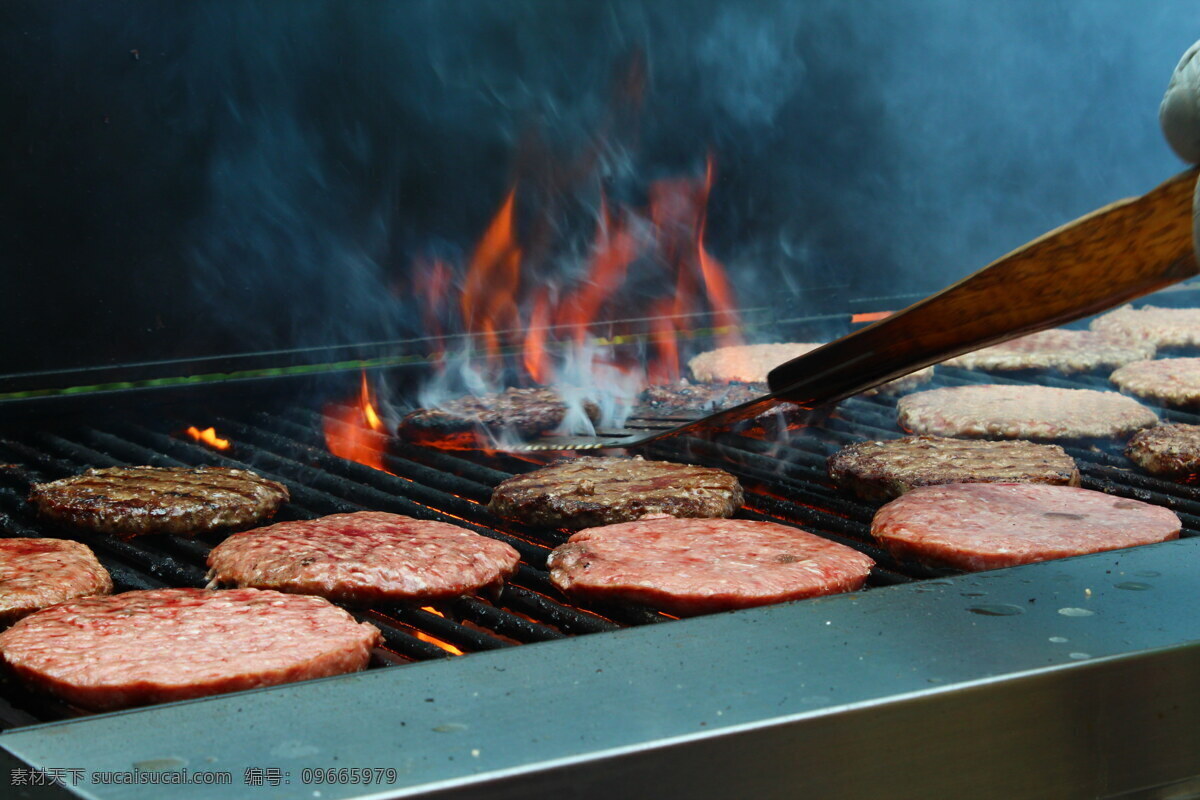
left=0, top=0, right=1195, bottom=378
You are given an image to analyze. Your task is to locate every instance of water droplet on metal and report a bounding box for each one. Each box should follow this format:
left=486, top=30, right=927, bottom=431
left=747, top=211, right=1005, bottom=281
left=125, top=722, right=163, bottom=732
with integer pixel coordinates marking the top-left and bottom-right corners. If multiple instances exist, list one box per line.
left=1114, top=581, right=1151, bottom=591
left=966, top=604, right=1024, bottom=616
left=1048, top=636, right=1069, bottom=643
left=1068, top=652, right=1091, bottom=660
left=1057, top=607, right=1094, bottom=617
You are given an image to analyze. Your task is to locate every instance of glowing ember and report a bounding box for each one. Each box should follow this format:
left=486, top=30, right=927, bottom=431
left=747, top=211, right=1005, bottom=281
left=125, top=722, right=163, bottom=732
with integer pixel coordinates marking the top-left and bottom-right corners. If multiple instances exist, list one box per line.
left=185, top=426, right=230, bottom=450
left=418, top=606, right=466, bottom=655
left=323, top=372, right=388, bottom=471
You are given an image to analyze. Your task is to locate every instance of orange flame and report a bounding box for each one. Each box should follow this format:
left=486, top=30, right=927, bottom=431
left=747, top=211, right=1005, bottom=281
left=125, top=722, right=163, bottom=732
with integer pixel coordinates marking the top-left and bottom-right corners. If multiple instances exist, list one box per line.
left=413, top=156, right=744, bottom=391
left=461, top=187, right=522, bottom=367
left=646, top=299, right=681, bottom=385
left=414, top=257, right=453, bottom=363
left=697, top=156, right=742, bottom=346
left=323, top=372, right=388, bottom=471
left=556, top=193, right=637, bottom=341
left=185, top=426, right=231, bottom=450
left=417, top=607, right=466, bottom=655
left=523, top=289, right=554, bottom=385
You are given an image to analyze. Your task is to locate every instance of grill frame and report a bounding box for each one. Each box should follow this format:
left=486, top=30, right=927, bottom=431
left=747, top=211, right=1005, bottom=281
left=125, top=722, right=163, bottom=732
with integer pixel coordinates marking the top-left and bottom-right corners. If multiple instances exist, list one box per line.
left=6, top=295, right=1200, bottom=796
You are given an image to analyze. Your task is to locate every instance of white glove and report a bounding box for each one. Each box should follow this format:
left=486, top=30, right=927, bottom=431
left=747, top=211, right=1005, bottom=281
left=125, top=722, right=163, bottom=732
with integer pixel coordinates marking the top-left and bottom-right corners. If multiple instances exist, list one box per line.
left=1160, top=40, right=1200, bottom=259
left=1162, top=41, right=1200, bottom=163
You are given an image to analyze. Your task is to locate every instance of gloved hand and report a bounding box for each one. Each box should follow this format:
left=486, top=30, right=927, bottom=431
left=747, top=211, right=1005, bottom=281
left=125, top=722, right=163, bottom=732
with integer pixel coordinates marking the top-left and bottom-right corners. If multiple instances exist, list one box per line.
left=1162, top=41, right=1200, bottom=163
left=1161, top=40, right=1200, bottom=258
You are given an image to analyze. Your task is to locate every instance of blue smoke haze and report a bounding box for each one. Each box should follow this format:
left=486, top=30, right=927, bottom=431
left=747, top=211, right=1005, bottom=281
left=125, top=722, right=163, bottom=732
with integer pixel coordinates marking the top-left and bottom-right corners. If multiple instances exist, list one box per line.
left=0, top=0, right=1194, bottom=374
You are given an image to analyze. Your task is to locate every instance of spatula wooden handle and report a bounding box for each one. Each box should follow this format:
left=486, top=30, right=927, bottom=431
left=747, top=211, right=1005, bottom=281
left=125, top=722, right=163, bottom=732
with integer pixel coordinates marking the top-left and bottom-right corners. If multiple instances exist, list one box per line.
left=767, top=167, right=1200, bottom=404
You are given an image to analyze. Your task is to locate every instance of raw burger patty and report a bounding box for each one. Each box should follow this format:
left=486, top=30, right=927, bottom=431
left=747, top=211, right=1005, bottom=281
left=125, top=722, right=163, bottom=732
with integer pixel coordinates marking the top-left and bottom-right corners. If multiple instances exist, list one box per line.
left=398, top=387, right=599, bottom=442
left=489, top=456, right=743, bottom=530
left=870, top=483, right=1180, bottom=571
left=29, top=466, right=289, bottom=538
left=897, top=384, right=1157, bottom=440
left=1126, top=424, right=1200, bottom=477
left=1110, top=358, right=1200, bottom=407
left=0, top=588, right=380, bottom=711
left=828, top=436, right=1080, bottom=502
left=943, top=329, right=1155, bottom=374
left=207, top=511, right=521, bottom=603
left=0, top=538, right=112, bottom=626
left=547, top=517, right=875, bottom=616
left=688, top=342, right=933, bottom=394
left=1090, top=304, right=1200, bottom=347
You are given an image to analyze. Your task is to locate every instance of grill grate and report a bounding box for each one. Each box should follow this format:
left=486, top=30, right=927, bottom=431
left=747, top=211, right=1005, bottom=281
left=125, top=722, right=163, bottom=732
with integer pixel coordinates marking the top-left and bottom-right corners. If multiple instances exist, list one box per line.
left=1, top=362, right=1199, bottom=731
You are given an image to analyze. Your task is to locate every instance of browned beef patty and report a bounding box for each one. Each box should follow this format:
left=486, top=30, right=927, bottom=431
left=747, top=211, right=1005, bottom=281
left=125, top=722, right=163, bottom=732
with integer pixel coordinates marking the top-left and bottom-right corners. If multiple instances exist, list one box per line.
left=639, top=381, right=804, bottom=426
left=871, top=483, right=1180, bottom=571
left=943, top=329, right=1155, bottom=374
left=207, top=511, right=522, bottom=603
left=0, top=538, right=112, bottom=626
left=1090, top=304, right=1200, bottom=347
left=1126, top=424, right=1200, bottom=477
left=547, top=517, right=875, bottom=616
left=488, top=456, right=743, bottom=529
left=29, top=466, right=289, bottom=538
left=0, top=588, right=380, bottom=711
left=828, top=436, right=1080, bottom=502
left=1110, top=358, right=1200, bottom=407
left=897, top=385, right=1157, bottom=440
left=398, top=387, right=600, bottom=444
left=640, top=381, right=764, bottom=415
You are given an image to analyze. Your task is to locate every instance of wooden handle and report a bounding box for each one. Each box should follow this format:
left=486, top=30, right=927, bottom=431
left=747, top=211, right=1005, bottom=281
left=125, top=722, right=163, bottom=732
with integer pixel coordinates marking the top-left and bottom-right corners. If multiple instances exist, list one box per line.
left=767, top=167, right=1200, bottom=404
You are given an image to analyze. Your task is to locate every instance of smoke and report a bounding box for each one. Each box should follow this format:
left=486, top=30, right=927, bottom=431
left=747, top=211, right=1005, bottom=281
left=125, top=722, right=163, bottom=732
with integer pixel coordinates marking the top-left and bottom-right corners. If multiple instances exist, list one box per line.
left=0, top=0, right=1195, bottom=377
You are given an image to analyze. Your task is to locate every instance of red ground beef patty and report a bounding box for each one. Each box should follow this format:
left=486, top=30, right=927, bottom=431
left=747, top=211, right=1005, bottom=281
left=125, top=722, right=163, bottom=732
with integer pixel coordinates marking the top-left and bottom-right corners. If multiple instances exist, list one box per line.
left=207, top=511, right=521, bottom=603
left=0, top=588, right=381, bottom=711
left=547, top=517, right=875, bottom=616
left=870, top=483, right=1180, bottom=571
left=0, top=538, right=112, bottom=626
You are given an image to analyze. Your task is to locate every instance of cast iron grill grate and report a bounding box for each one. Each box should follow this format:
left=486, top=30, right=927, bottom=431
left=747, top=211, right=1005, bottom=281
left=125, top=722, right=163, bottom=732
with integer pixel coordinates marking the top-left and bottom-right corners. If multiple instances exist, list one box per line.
left=1, top=363, right=1198, bottom=730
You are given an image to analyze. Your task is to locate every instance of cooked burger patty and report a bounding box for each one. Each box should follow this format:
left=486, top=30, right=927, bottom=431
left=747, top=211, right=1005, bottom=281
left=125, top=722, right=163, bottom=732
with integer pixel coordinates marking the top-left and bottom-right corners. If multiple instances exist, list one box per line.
left=828, top=436, right=1080, bottom=502
left=29, top=466, right=289, bottom=538
left=871, top=483, right=1180, bottom=571
left=0, top=588, right=380, bottom=711
left=897, top=385, right=1157, bottom=440
left=0, top=538, right=112, bottom=626
left=639, top=381, right=805, bottom=425
left=688, top=342, right=933, bottom=395
left=640, top=380, right=764, bottom=415
left=546, top=517, right=875, bottom=616
left=488, top=456, right=743, bottom=530
left=943, top=329, right=1155, bottom=374
left=207, top=511, right=521, bottom=603
left=1090, top=304, right=1200, bottom=347
left=1126, top=424, right=1200, bottom=477
left=1110, top=358, right=1200, bottom=407
left=398, top=387, right=600, bottom=442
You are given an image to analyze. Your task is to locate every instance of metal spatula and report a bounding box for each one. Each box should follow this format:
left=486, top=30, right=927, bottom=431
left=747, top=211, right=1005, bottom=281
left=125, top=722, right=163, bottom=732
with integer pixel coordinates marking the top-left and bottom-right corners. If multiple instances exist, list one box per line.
left=504, top=167, right=1200, bottom=452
